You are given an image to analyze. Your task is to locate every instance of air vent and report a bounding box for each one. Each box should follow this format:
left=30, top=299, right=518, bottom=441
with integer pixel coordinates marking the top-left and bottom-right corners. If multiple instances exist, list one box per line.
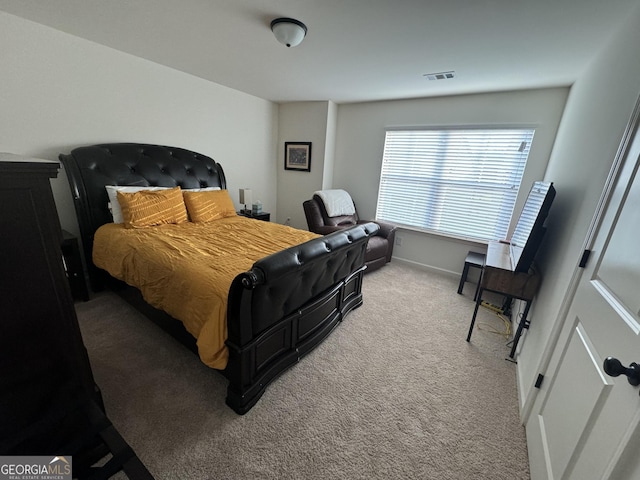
left=423, top=71, right=456, bottom=81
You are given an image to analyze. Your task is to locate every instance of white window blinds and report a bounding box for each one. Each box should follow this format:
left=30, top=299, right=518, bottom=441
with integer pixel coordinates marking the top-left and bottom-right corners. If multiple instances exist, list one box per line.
left=376, top=128, right=535, bottom=242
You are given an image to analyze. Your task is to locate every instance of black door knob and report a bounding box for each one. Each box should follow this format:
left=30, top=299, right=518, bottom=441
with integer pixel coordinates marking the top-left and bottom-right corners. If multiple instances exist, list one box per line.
left=603, top=357, right=640, bottom=386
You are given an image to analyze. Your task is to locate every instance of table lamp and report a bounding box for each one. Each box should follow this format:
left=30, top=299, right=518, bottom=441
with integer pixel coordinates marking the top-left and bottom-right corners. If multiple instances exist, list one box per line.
left=239, top=188, right=252, bottom=214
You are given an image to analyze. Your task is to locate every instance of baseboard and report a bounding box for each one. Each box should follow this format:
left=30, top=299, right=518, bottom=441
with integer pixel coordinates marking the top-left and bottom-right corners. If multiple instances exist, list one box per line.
left=390, top=257, right=459, bottom=279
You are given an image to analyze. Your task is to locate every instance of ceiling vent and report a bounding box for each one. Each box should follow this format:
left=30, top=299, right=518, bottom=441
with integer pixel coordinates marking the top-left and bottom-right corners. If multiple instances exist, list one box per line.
left=424, top=71, right=456, bottom=81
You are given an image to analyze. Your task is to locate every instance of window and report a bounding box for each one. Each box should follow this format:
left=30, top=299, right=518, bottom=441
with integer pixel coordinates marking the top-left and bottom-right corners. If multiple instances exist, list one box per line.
left=376, top=128, right=535, bottom=242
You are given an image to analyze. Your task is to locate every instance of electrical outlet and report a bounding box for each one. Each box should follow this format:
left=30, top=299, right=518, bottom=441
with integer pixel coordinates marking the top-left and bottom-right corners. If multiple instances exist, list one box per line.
left=395, top=236, right=403, bottom=246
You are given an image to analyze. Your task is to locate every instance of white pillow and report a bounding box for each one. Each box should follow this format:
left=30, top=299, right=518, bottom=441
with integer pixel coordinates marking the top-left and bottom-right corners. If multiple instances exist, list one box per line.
left=105, top=185, right=221, bottom=223
left=188, top=186, right=221, bottom=192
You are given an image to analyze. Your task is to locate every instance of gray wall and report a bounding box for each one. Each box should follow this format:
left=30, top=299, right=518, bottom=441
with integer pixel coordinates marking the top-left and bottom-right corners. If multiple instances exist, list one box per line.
left=276, top=101, right=335, bottom=228
left=332, top=88, right=568, bottom=275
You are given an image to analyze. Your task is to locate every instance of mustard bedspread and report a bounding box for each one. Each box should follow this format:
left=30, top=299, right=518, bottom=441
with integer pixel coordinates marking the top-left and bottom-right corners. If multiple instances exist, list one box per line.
left=93, top=216, right=319, bottom=369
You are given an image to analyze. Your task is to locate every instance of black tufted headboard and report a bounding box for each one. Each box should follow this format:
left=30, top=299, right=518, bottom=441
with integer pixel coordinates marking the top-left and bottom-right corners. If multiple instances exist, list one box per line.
left=60, top=143, right=226, bottom=288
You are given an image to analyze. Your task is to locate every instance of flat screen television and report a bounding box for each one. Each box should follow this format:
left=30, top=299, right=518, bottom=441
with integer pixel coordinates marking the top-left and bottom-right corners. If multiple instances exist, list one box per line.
left=509, top=181, right=556, bottom=272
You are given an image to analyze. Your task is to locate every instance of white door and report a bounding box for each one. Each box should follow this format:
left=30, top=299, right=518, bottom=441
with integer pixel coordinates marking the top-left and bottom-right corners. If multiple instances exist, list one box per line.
left=527, top=110, right=640, bottom=479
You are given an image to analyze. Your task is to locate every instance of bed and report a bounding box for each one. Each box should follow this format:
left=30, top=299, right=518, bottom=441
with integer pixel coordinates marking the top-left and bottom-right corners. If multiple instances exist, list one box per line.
left=60, top=143, right=378, bottom=414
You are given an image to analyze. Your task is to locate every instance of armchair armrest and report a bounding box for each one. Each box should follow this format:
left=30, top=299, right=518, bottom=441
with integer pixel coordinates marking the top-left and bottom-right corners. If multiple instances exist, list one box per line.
left=358, top=220, right=397, bottom=239
left=357, top=220, right=397, bottom=263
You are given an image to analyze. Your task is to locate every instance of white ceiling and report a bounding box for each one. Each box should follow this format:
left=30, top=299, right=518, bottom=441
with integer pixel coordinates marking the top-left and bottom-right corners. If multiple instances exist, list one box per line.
left=0, top=0, right=637, bottom=104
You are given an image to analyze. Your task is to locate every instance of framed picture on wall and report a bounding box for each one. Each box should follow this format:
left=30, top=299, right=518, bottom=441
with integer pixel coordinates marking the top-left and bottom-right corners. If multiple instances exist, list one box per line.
left=284, top=142, right=312, bottom=172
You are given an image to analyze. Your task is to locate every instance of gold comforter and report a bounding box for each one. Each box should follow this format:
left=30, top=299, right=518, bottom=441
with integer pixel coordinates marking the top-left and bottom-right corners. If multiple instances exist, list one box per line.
left=93, top=217, right=319, bottom=369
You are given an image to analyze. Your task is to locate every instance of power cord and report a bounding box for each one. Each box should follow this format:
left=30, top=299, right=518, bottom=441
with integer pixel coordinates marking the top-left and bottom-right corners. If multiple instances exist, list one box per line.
left=477, top=301, right=512, bottom=338
left=505, top=302, right=525, bottom=348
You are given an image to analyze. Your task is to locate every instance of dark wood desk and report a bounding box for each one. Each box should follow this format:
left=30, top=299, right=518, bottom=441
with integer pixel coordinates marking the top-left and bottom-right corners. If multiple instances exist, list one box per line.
left=466, top=241, right=541, bottom=359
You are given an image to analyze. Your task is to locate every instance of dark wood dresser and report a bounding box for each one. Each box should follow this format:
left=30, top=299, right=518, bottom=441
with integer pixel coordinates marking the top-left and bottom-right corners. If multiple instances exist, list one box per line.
left=0, top=156, right=98, bottom=452
left=0, top=155, right=152, bottom=478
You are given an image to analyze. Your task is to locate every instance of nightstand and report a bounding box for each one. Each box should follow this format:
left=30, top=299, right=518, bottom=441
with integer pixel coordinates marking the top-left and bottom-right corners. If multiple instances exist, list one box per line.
left=238, top=210, right=271, bottom=222
left=61, top=230, right=90, bottom=301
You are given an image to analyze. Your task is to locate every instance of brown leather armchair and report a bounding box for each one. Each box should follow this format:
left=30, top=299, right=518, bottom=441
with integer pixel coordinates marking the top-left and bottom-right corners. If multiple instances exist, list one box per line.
left=303, top=191, right=397, bottom=273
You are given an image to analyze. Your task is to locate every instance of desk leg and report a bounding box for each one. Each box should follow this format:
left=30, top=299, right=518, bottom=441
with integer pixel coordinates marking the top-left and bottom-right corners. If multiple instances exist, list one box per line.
left=509, top=301, right=532, bottom=359
left=457, top=263, right=470, bottom=294
left=473, top=265, right=484, bottom=302
left=466, top=289, right=483, bottom=342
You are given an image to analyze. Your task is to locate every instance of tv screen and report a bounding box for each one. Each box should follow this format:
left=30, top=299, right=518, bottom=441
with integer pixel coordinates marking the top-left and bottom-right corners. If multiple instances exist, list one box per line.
left=509, top=181, right=556, bottom=272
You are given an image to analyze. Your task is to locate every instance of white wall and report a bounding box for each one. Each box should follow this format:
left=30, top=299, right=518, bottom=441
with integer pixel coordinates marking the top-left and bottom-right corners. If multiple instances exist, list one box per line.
left=276, top=101, right=333, bottom=228
left=517, top=3, right=640, bottom=414
left=0, top=11, right=277, bottom=238
left=333, top=88, right=569, bottom=275
left=322, top=101, right=338, bottom=190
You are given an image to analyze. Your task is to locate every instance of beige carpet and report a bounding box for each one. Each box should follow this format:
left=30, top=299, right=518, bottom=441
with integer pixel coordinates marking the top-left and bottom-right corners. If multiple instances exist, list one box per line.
left=75, top=261, right=530, bottom=480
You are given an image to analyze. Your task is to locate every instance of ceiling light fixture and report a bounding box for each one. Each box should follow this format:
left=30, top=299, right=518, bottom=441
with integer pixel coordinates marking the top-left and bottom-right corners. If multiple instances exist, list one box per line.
left=271, top=18, right=307, bottom=48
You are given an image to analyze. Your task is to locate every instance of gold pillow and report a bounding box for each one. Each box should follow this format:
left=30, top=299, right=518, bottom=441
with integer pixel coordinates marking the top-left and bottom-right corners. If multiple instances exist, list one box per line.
left=183, top=189, right=237, bottom=223
left=117, top=186, right=188, bottom=228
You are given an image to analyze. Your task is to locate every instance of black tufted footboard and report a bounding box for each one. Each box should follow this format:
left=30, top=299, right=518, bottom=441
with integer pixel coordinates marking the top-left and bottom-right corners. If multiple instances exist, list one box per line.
left=225, top=222, right=378, bottom=414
